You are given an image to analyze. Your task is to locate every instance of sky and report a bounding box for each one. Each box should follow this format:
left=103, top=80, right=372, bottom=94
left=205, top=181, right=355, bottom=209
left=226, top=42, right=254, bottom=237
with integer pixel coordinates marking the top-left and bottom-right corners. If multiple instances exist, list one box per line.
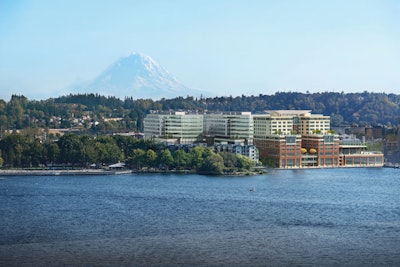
left=1, top=0, right=400, bottom=100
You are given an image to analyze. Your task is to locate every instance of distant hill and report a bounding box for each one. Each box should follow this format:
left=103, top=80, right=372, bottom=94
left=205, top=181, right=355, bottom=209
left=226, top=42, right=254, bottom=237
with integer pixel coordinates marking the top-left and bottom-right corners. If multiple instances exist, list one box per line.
left=54, top=91, right=400, bottom=127
left=68, top=52, right=202, bottom=99
left=155, top=91, right=400, bottom=126
left=1, top=92, right=399, bottom=133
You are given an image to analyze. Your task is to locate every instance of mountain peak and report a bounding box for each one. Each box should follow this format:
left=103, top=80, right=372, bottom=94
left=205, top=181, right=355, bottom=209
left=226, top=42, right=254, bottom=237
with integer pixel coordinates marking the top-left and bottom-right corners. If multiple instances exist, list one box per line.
left=69, top=52, right=200, bottom=99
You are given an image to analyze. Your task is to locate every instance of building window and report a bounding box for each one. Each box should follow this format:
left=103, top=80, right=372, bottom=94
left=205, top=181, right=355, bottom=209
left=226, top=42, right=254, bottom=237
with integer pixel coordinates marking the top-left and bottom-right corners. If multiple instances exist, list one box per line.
left=324, top=135, right=334, bottom=144
left=285, top=135, right=296, bottom=144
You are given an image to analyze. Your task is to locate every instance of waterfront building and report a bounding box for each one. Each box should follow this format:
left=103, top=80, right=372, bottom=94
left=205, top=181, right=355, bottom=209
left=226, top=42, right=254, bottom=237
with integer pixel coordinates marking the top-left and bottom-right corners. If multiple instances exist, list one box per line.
left=253, top=110, right=330, bottom=136
left=253, top=110, right=331, bottom=168
left=339, top=138, right=384, bottom=167
left=143, top=113, right=164, bottom=138
left=204, top=112, right=254, bottom=145
left=144, top=110, right=384, bottom=168
left=143, top=111, right=203, bottom=144
left=301, top=134, right=340, bottom=167
left=257, top=134, right=302, bottom=168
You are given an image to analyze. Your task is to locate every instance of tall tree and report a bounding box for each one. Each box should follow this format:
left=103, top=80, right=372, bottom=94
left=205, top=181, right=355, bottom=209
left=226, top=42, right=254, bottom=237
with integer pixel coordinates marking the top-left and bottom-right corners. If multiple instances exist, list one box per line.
left=57, top=134, right=84, bottom=165
left=173, top=150, right=188, bottom=170
left=158, top=149, right=174, bottom=169
left=145, top=149, right=157, bottom=167
left=188, top=146, right=205, bottom=170
left=199, top=151, right=224, bottom=175
left=128, top=148, right=146, bottom=170
left=44, top=142, right=60, bottom=165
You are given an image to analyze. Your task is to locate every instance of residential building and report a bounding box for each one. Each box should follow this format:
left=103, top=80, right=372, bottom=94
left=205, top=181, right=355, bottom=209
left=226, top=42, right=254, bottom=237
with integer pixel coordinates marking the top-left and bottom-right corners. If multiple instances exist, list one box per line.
left=212, top=143, right=259, bottom=162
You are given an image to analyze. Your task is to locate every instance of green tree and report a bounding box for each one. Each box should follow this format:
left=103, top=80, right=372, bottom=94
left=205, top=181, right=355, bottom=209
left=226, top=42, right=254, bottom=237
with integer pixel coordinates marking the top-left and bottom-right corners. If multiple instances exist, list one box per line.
left=145, top=149, right=157, bottom=167
left=6, top=95, right=26, bottom=129
left=28, top=139, right=44, bottom=167
left=173, top=150, right=188, bottom=169
left=80, top=135, right=97, bottom=164
left=236, top=155, right=254, bottom=171
left=94, top=136, right=124, bottom=164
left=104, top=142, right=124, bottom=163
left=112, top=135, right=139, bottom=158
left=15, top=143, right=24, bottom=167
left=158, top=149, right=174, bottom=169
left=220, top=152, right=237, bottom=170
left=44, top=142, right=60, bottom=165
left=57, top=134, right=84, bottom=165
left=188, top=146, right=205, bottom=170
left=0, top=115, right=7, bottom=132
left=0, top=134, right=27, bottom=167
left=199, top=151, right=224, bottom=175
left=127, top=148, right=146, bottom=170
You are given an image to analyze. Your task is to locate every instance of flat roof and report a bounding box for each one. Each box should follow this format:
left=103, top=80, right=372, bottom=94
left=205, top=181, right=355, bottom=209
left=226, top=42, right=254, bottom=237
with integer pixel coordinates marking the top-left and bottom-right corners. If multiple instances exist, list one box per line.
left=264, top=110, right=312, bottom=116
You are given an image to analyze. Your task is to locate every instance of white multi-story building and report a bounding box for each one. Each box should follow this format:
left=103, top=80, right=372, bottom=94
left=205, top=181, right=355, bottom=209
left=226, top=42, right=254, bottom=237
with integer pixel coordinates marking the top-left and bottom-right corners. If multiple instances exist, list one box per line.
left=299, top=112, right=331, bottom=135
left=143, top=112, right=203, bottom=144
left=143, top=110, right=383, bottom=168
left=204, top=112, right=254, bottom=145
left=253, top=110, right=330, bottom=137
left=143, top=113, right=164, bottom=138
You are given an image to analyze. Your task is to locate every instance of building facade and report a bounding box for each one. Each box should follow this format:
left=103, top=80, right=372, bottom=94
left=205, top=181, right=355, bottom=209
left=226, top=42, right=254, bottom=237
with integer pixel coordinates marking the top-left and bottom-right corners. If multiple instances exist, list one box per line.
left=253, top=110, right=332, bottom=168
left=212, top=143, right=259, bottom=162
left=144, top=110, right=384, bottom=168
left=143, top=112, right=203, bottom=144
left=339, top=139, right=384, bottom=167
left=301, top=134, right=340, bottom=167
left=204, top=112, right=254, bottom=145
left=258, top=135, right=302, bottom=168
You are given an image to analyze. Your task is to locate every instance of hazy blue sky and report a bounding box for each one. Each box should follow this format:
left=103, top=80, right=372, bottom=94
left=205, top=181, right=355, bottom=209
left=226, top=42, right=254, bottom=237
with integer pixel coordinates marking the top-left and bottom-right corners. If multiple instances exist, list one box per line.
left=1, top=0, right=399, bottom=100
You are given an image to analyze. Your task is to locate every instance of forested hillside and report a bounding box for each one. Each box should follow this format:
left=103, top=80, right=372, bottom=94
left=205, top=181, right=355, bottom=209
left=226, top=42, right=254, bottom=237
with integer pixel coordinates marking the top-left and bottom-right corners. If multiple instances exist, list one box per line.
left=1, top=92, right=399, bottom=133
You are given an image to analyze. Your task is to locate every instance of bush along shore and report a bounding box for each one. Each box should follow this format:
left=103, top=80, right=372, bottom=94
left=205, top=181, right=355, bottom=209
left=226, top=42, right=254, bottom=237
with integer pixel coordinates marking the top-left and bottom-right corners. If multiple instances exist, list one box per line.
left=0, top=134, right=262, bottom=176
left=0, top=166, right=266, bottom=177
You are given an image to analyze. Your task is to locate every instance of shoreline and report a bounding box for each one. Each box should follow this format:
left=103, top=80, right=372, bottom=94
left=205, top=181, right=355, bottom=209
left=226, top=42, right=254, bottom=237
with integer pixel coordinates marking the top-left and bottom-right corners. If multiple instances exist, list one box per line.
left=0, top=168, right=264, bottom=177
left=0, top=169, right=132, bottom=176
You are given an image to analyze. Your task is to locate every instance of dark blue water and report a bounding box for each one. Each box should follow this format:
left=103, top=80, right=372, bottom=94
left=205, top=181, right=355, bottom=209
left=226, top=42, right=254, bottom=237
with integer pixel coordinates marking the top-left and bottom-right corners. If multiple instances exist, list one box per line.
left=1, top=168, right=400, bottom=266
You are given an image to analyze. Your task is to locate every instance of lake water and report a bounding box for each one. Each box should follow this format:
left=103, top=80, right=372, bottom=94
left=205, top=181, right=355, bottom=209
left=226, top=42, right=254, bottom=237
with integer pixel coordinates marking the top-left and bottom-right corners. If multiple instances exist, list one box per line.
left=1, top=168, right=400, bottom=266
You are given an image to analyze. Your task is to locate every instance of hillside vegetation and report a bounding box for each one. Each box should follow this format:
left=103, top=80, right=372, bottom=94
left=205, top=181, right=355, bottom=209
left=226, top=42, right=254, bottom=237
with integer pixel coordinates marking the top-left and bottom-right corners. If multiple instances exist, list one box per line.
left=1, top=92, right=399, bottom=133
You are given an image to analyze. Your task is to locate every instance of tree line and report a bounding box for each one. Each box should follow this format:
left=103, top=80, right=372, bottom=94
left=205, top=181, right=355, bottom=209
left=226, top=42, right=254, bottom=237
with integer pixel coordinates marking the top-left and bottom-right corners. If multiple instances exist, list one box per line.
left=1, top=91, right=399, bottom=134
left=0, top=132, right=255, bottom=175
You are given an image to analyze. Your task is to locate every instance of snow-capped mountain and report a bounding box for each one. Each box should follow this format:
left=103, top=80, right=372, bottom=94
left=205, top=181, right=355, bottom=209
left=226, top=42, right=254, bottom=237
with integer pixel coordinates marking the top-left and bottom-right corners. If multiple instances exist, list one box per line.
left=70, top=53, right=200, bottom=99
